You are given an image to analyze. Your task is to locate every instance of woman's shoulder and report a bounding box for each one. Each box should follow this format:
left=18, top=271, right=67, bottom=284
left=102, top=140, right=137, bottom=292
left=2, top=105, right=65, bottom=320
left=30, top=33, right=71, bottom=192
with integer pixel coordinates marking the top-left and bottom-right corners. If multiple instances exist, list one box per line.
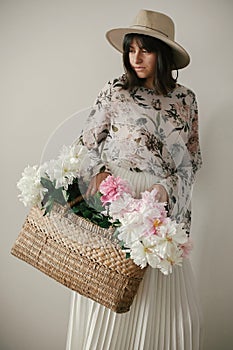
left=103, top=74, right=126, bottom=91
left=94, top=74, right=126, bottom=106
left=172, top=83, right=197, bottom=99
left=168, top=83, right=197, bottom=106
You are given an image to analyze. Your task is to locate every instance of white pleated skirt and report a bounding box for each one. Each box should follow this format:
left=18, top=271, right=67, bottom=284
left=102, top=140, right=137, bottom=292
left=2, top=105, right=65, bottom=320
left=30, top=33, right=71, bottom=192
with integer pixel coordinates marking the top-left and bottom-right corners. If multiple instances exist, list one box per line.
left=66, top=165, right=203, bottom=350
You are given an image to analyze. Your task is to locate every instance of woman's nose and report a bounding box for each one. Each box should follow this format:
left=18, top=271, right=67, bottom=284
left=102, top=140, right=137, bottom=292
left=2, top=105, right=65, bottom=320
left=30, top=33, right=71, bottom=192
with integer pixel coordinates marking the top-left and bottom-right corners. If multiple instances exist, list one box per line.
left=134, top=51, right=142, bottom=63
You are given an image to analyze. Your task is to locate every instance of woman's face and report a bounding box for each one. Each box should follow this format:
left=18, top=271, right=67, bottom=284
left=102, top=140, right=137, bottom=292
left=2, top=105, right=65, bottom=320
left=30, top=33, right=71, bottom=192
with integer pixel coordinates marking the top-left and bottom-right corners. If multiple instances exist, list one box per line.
left=129, top=38, right=157, bottom=89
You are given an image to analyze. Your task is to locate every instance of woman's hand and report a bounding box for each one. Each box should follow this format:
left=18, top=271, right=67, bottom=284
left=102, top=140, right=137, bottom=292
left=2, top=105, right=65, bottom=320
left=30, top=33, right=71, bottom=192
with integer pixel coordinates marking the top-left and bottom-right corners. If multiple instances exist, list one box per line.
left=86, top=172, right=111, bottom=198
left=148, top=184, right=168, bottom=203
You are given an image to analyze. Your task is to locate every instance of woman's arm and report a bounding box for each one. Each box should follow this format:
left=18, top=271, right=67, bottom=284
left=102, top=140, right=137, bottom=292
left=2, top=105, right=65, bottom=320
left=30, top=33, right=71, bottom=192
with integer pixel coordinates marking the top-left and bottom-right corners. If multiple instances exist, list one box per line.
left=151, top=93, right=202, bottom=228
left=78, top=81, right=114, bottom=195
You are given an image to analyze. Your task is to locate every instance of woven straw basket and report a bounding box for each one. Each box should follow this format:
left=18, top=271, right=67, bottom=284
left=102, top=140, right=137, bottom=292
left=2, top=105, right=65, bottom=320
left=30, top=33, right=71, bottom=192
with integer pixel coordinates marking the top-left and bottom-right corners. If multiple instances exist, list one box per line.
left=11, top=203, right=145, bottom=313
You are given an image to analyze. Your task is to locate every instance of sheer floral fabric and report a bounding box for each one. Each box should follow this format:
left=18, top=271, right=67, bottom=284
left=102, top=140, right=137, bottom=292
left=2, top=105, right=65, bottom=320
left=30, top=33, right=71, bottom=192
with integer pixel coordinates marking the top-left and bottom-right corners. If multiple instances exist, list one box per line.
left=79, top=75, right=202, bottom=234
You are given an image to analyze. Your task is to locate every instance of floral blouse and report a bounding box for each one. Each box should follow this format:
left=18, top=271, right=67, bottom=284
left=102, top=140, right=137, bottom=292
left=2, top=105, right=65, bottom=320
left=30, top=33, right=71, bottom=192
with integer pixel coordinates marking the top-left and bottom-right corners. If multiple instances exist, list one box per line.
left=79, top=75, right=202, bottom=234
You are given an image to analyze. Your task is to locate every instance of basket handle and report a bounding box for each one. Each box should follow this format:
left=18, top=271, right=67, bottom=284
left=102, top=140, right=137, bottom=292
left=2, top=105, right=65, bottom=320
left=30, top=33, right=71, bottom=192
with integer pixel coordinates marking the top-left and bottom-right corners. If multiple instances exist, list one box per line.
left=68, top=194, right=86, bottom=208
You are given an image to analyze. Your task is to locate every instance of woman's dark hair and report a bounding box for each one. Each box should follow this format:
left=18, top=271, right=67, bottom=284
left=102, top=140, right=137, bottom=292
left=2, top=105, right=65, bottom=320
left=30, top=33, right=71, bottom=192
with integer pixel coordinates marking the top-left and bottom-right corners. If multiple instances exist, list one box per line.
left=122, top=33, right=177, bottom=95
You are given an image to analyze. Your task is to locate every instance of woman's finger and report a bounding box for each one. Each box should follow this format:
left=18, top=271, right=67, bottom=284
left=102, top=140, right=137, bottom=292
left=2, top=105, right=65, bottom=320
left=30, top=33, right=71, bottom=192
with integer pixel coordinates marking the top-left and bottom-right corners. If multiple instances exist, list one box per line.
left=86, top=172, right=111, bottom=198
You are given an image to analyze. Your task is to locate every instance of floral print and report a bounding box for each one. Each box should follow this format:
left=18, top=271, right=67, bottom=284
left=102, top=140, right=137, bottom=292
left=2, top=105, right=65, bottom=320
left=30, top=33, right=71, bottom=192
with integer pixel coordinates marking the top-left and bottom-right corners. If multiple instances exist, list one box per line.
left=78, top=75, right=202, bottom=234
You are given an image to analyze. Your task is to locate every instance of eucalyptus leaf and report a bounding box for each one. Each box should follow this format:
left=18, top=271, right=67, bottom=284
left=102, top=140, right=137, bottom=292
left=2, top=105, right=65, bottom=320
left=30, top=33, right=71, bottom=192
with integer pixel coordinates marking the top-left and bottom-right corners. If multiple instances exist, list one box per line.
left=40, top=177, right=55, bottom=191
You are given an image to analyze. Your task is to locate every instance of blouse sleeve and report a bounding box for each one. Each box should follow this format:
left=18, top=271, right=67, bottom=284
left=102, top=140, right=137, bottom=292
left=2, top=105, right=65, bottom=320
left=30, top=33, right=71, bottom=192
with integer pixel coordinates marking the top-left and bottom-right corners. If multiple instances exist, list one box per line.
left=186, top=94, right=202, bottom=175
left=158, top=93, right=202, bottom=231
left=79, top=81, right=113, bottom=177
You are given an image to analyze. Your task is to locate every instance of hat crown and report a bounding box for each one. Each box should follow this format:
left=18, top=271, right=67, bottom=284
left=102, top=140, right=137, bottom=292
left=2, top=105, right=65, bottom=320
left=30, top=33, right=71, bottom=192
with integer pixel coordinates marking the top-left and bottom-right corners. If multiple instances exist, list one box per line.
left=131, top=9, right=175, bottom=40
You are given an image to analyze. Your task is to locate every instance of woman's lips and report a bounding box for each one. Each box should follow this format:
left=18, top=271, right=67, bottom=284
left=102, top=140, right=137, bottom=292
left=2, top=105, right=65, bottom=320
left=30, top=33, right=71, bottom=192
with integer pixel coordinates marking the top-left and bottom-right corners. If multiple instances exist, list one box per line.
left=134, top=67, right=145, bottom=71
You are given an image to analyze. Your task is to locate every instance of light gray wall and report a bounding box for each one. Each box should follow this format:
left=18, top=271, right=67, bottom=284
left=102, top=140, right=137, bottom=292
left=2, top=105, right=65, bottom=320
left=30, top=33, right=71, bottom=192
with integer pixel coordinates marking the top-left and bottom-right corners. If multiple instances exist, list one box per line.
left=1, top=0, right=233, bottom=349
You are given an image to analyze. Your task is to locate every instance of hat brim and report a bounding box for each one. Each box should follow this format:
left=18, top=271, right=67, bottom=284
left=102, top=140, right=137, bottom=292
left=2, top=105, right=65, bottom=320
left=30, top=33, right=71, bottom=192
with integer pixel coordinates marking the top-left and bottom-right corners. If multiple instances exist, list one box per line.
left=106, top=27, right=190, bottom=70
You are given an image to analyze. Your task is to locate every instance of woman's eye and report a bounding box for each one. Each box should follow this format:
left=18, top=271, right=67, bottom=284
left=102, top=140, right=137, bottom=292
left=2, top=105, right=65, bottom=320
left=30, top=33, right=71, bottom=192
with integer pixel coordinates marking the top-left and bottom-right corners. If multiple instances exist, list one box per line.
left=142, top=49, right=148, bottom=53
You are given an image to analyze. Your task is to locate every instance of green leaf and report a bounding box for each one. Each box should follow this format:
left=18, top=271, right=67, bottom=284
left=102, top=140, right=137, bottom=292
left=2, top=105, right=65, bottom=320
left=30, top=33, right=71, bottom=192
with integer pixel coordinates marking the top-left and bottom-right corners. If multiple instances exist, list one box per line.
left=40, top=177, right=55, bottom=191
left=62, top=189, right=69, bottom=201
left=71, top=206, right=81, bottom=214
left=53, top=188, right=66, bottom=205
left=82, top=210, right=92, bottom=219
left=42, top=197, right=55, bottom=215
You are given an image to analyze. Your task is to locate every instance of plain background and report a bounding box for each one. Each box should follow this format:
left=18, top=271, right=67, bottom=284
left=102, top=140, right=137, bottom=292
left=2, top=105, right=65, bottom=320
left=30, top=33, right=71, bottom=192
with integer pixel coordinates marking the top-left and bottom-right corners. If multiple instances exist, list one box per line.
left=1, top=0, right=233, bottom=349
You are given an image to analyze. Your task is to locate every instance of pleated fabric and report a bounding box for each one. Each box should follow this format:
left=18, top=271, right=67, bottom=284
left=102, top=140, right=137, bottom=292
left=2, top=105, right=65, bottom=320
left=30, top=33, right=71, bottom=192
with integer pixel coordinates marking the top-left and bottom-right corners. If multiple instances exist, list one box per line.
left=66, top=165, right=203, bottom=350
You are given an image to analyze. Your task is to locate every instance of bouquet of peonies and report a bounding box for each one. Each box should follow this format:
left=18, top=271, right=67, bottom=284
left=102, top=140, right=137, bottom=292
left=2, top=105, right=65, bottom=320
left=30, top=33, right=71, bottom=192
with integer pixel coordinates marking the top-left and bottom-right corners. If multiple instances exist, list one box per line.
left=17, top=144, right=192, bottom=275
left=99, top=175, right=192, bottom=275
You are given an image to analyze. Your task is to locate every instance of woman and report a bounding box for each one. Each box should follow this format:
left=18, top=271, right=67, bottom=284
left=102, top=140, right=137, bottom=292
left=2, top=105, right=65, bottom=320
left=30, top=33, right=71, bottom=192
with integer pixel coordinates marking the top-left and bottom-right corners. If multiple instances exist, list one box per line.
left=66, top=9, right=203, bottom=350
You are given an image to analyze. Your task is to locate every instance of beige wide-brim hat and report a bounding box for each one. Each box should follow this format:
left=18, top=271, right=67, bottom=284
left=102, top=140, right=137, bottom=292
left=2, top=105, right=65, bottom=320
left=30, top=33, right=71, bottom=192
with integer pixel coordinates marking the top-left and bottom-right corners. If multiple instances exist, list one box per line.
left=106, top=9, right=190, bottom=69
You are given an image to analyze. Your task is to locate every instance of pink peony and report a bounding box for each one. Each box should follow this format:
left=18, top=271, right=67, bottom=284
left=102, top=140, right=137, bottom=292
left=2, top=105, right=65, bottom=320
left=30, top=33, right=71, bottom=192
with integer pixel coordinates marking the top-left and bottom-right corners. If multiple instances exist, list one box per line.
left=138, top=189, right=167, bottom=235
left=140, top=189, right=167, bottom=218
left=99, top=175, right=133, bottom=205
left=180, top=238, right=193, bottom=258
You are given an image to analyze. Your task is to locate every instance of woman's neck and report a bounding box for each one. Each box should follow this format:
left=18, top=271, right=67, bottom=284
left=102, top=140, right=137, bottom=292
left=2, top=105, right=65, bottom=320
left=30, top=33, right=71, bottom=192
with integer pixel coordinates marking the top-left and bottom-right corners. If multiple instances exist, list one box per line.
left=143, top=78, right=155, bottom=90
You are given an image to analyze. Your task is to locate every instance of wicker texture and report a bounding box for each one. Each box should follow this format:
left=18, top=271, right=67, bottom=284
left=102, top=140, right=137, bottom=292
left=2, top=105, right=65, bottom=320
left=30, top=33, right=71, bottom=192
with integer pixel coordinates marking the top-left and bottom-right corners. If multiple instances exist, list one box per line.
left=11, top=204, right=145, bottom=313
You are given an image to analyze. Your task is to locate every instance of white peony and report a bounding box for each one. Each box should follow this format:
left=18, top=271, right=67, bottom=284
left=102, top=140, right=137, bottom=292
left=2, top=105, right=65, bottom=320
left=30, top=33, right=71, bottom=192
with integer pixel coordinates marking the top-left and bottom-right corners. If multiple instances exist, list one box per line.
left=158, top=247, right=183, bottom=275
left=155, top=219, right=188, bottom=259
left=117, top=211, right=145, bottom=246
left=130, top=236, right=161, bottom=269
left=44, top=144, right=83, bottom=189
left=17, top=165, right=46, bottom=207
